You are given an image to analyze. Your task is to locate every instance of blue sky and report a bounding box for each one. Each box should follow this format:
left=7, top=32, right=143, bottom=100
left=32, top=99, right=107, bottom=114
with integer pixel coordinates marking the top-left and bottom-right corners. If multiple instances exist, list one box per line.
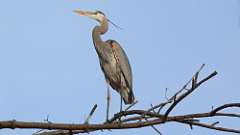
left=0, top=0, right=239, bottom=135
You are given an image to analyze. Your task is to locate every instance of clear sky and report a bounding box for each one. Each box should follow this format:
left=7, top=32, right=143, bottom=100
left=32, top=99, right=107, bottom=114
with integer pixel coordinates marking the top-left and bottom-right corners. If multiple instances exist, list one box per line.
left=0, top=0, right=239, bottom=135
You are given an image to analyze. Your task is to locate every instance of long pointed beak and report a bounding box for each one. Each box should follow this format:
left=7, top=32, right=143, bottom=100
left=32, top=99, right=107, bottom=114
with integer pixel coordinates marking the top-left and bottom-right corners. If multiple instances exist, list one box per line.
left=74, top=9, right=94, bottom=17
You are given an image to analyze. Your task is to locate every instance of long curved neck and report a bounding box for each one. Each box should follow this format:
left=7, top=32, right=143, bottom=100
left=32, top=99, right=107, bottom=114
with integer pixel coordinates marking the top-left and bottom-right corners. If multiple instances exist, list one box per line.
left=92, top=18, right=108, bottom=46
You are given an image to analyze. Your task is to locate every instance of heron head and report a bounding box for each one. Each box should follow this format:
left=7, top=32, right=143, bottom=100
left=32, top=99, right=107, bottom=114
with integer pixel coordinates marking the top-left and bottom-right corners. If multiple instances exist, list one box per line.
left=74, top=9, right=106, bottom=23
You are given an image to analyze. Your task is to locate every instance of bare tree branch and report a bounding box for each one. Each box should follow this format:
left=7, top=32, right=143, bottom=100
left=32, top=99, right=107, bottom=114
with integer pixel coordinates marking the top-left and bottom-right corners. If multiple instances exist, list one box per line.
left=0, top=106, right=239, bottom=134
left=179, top=120, right=240, bottom=134
left=210, top=103, right=240, bottom=116
left=163, top=69, right=217, bottom=121
left=1, top=65, right=239, bottom=135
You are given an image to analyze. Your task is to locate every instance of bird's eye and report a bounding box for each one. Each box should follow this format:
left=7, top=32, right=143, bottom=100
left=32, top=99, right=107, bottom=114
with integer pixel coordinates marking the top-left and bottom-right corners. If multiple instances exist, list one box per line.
left=96, top=10, right=105, bottom=16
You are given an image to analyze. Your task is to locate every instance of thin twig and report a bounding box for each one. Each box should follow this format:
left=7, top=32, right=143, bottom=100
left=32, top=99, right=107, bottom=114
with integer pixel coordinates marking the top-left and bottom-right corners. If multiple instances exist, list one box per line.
left=149, top=64, right=205, bottom=114
left=210, top=103, right=240, bottom=116
left=84, top=104, right=98, bottom=124
left=211, top=121, right=220, bottom=126
left=179, top=120, right=240, bottom=133
left=144, top=117, right=162, bottom=135
left=125, top=100, right=138, bottom=111
left=163, top=70, right=217, bottom=121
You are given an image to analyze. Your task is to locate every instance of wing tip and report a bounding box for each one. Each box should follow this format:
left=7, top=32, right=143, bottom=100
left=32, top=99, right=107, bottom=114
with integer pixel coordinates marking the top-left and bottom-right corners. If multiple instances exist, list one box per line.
left=122, top=87, right=135, bottom=104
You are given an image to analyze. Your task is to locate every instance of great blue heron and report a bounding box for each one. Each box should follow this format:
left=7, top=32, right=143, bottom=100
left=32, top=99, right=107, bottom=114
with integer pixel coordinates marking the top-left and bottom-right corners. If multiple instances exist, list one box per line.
left=74, top=9, right=135, bottom=121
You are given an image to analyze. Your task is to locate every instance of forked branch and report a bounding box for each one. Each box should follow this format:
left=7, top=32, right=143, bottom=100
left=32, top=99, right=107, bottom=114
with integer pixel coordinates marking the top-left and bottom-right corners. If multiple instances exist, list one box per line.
left=0, top=65, right=239, bottom=135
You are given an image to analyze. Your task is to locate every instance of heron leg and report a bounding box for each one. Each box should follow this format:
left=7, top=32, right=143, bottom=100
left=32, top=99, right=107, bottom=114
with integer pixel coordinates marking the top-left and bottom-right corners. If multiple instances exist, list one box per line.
left=120, top=95, right=123, bottom=112
left=117, top=94, right=123, bottom=123
left=106, top=84, right=111, bottom=122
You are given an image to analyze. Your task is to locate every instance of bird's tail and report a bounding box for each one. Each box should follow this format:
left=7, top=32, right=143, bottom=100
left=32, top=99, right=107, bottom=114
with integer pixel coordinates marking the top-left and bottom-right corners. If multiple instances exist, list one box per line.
left=121, top=86, right=135, bottom=104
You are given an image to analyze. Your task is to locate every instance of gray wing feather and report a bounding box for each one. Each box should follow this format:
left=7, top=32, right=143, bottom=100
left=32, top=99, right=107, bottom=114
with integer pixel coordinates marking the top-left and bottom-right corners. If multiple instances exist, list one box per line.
left=106, top=40, right=133, bottom=90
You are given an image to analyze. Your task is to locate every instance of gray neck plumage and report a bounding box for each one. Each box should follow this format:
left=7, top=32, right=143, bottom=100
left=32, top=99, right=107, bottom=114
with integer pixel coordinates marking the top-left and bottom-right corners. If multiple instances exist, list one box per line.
left=92, top=18, right=108, bottom=46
